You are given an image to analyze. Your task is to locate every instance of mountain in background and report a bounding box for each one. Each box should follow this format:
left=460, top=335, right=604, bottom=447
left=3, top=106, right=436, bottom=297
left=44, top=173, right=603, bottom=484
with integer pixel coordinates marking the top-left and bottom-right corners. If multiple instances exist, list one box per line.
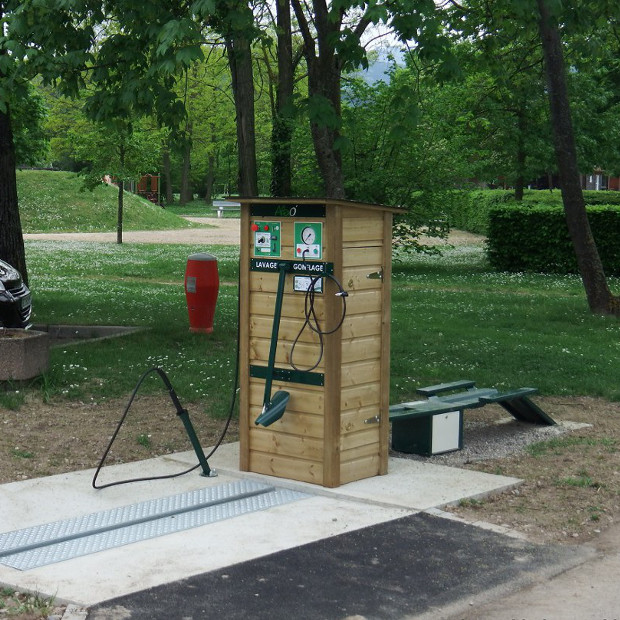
left=355, top=46, right=406, bottom=84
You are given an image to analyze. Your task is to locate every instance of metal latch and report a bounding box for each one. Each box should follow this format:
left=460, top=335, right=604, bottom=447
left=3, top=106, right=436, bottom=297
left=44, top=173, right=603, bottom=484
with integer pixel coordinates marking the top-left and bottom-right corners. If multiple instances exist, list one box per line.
left=364, top=415, right=380, bottom=424
left=366, top=269, right=383, bottom=281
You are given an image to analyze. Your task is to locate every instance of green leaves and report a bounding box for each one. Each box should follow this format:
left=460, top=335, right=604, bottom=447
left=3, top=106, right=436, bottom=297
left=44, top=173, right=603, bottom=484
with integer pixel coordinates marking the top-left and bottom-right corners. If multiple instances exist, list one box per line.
left=156, top=18, right=203, bottom=64
left=191, top=0, right=216, bottom=18
left=305, top=94, right=342, bottom=131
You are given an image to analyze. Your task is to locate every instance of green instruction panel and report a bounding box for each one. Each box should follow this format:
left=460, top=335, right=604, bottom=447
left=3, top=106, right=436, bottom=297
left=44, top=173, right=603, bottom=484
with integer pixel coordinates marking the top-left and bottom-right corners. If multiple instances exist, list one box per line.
left=252, top=221, right=281, bottom=257
left=294, top=222, right=323, bottom=260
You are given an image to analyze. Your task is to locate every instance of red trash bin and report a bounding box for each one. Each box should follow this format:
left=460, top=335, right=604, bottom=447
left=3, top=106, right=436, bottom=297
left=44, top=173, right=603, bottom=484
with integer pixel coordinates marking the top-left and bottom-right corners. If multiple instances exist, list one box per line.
left=184, top=253, right=219, bottom=333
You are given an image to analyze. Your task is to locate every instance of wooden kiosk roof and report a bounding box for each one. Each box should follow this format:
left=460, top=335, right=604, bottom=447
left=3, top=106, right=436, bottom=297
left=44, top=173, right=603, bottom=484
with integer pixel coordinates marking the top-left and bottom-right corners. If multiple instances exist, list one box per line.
left=229, top=196, right=406, bottom=215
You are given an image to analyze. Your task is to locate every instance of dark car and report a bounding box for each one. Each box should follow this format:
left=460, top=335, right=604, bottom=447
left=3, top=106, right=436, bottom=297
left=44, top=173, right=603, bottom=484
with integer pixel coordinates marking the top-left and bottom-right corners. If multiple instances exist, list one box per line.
left=0, top=259, right=32, bottom=328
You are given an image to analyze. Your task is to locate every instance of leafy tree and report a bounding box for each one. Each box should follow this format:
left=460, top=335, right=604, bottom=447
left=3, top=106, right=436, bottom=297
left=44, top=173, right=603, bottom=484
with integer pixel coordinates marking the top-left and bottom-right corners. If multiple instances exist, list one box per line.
left=447, top=0, right=620, bottom=314
left=340, top=65, right=460, bottom=248
left=12, top=83, right=48, bottom=167
left=202, top=0, right=261, bottom=196
left=441, top=38, right=553, bottom=199
left=445, top=7, right=620, bottom=198
left=536, top=0, right=620, bottom=314
left=291, top=0, right=455, bottom=198
left=41, top=87, right=92, bottom=170
left=0, top=0, right=29, bottom=279
left=183, top=49, right=237, bottom=200
left=2, top=0, right=190, bottom=274
left=564, top=31, right=620, bottom=177
left=76, top=119, right=162, bottom=243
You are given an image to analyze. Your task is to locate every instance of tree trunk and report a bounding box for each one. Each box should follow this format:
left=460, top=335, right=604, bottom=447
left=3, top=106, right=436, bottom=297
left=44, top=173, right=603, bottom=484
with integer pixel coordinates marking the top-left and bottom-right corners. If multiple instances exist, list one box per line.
left=204, top=153, right=215, bottom=202
left=0, top=8, right=27, bottom=284
left=116, top=182, right=124, bottom=244
left=537, top=0, right=620, bottom=314
left=117, top=143, right=124, bottom=244
left=205, top=155, right=216, bottom=202
left=307, top=60, right=345, bottom=199
left=0, top=103, right=28, bottom=283
left=514, top=107, right=526, bottom=201
left=291, top=0, right=345, bottom=199
left=179, top=131, right=192, bottom=205
left=163, top=147, right=174, bottom=205
left=226, top=32, right=258, bottom=196
left=270, top=0, right=294, bottom=197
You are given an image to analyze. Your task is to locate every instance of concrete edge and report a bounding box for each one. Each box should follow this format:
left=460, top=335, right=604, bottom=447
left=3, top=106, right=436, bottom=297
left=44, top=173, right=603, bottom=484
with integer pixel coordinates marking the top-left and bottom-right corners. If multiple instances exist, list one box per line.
left=424, top=507, right=529, bottom=541
left=436, top=478, right=525, bottom=508
left=193, top=460, right=524, bottom=514
left=62, top=604, right=88, bottom=620
left=32, top=324, right=145, bottom=348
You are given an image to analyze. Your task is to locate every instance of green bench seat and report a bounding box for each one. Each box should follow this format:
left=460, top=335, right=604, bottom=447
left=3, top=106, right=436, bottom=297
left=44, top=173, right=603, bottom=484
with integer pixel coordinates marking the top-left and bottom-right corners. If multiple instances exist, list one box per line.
left=415, top=379, right=477, bottom=396
left=389, top=381, right=556, bottom=455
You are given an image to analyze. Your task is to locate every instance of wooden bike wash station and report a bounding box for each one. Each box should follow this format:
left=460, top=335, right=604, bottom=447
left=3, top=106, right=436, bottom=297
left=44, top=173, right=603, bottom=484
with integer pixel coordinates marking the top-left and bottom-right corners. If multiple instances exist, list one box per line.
left=237, top=198, right=401, bottom=488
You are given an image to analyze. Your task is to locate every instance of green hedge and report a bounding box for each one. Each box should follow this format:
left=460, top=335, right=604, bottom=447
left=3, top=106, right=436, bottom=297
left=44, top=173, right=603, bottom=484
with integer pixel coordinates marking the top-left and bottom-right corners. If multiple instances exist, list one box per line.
left=444, top=189, right=620, bottom=235
left=486, top=204, right=620, bottom=275
left=445, top=190, right=513, bottom=234
left=582, top=190, right=620, bottom=206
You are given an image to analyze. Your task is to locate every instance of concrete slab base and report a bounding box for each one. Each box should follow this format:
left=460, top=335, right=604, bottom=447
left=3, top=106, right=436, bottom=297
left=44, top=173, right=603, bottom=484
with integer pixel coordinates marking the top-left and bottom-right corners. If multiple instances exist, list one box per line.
left=0, top=442, right=521, bottom=607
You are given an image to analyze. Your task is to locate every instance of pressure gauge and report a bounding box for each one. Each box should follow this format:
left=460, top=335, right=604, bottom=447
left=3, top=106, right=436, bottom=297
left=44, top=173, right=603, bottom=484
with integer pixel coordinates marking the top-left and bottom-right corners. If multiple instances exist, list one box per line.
left=301, top=226, right=316, bottom=245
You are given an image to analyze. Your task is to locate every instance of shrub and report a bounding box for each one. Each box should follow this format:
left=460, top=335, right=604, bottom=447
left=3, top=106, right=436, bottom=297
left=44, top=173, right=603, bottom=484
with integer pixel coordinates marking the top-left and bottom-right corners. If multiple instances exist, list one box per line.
left=444, top=189, right=620, bottom=235
left=487, top=204, right=620, bottom=275
left=445, top=190, right=512, bottom=234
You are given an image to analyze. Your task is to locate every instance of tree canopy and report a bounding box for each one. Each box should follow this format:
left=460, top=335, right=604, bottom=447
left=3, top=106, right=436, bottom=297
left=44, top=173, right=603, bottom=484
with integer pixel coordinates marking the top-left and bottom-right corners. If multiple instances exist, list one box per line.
left=2, top=0, right=620, bottom=312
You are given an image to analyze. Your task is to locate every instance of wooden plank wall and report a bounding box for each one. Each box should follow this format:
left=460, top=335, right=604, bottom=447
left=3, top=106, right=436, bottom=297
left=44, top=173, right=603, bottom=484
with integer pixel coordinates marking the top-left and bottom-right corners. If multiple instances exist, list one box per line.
left=240, top=203, right=391, bottom=487
left=338, top=207, right=390, bottom=484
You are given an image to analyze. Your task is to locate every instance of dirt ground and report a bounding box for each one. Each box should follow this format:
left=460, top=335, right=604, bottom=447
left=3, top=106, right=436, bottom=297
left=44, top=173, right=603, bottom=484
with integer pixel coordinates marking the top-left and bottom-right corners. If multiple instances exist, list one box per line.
left=1, top=393, right=618, bottom=548
left=443, top=396, right=620, bottom=544
left=0, top=394, right=239, bottom=487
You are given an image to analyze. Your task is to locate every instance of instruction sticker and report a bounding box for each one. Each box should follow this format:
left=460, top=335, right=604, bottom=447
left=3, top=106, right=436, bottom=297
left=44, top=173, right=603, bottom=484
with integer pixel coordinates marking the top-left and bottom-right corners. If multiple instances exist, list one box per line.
left=293, top=275, right=323, bottom=293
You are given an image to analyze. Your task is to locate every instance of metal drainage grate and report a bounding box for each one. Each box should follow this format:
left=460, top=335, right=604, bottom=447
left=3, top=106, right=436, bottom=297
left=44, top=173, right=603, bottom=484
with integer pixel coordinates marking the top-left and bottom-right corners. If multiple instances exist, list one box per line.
left=0, top=480, right=310, bottom=571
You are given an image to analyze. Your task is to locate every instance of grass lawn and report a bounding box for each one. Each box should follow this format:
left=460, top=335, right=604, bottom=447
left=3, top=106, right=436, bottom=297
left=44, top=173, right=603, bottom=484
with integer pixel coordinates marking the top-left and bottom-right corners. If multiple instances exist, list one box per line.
left=16, top=242, right=240, bottom=416
left=390, top=246, right=620, bottom=399
left=17, top=170, right=203, bottom=233
left=5, top=239, right=619, bottom=413
left=164, top=199, right=219, bottom=218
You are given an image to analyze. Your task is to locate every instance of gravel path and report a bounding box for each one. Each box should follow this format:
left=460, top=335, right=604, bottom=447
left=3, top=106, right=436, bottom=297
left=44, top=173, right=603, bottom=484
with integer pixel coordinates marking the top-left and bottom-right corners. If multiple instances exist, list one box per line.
left=23, top=217, right=241, bottom=245
left=24, top=218, right=485, bottom=247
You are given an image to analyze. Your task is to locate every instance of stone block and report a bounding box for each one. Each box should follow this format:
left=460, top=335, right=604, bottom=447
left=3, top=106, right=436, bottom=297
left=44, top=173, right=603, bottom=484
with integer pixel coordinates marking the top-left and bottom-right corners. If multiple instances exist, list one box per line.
left=0, top=329, right=50, bottom=381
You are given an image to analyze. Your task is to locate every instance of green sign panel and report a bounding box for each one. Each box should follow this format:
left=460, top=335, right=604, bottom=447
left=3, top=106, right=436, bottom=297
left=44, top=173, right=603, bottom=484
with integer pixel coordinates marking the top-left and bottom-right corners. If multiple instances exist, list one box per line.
left=250, top=259, right=333, bottom=275
left=294, top=222, right=323, bottom=260
left=253, top=221, right=281, bottom=258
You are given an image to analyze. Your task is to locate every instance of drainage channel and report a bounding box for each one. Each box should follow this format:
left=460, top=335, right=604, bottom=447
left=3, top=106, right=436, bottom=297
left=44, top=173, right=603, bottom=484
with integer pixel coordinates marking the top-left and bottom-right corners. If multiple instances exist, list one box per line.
left=0, top=480, right=310, bottom=571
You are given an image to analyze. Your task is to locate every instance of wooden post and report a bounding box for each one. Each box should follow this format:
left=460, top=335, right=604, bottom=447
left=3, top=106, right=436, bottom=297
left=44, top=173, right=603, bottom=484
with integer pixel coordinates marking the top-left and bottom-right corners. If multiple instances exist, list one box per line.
left=238, top=204, right=251, bottom=472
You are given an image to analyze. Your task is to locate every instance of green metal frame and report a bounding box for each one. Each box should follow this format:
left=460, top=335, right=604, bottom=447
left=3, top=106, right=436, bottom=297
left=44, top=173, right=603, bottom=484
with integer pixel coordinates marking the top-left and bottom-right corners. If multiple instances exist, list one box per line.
left=250, top=364, right=324, bottom=386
